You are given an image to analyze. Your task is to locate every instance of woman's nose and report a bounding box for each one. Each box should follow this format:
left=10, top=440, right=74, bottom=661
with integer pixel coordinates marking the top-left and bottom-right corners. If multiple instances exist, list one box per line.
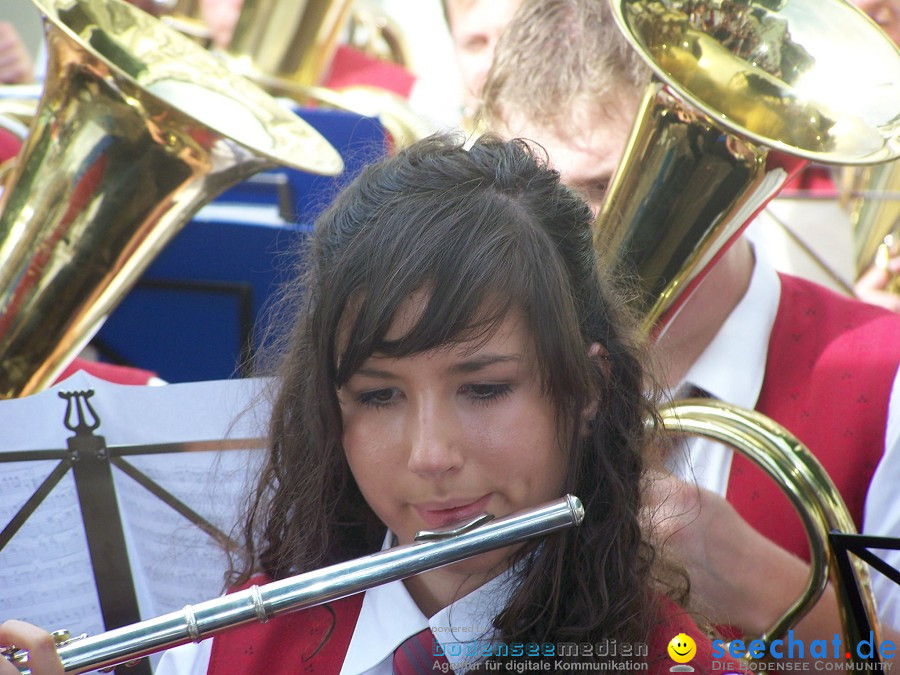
left=406, top=399, right=464, bottom=477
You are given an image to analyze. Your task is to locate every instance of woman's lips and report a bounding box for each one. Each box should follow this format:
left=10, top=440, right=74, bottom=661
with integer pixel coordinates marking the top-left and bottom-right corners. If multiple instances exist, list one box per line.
left=414, top=494, right=493, bottom=529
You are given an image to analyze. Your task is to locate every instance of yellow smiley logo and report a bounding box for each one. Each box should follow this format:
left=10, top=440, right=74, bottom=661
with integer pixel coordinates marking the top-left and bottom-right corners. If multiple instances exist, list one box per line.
left=667, top=633, right=697, bottom=664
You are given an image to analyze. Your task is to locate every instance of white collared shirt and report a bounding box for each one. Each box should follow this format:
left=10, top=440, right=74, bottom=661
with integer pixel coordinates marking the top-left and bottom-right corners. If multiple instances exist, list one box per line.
left=670, top=247, right=900, bottom=629
left=668, top=243, right=779, bottom=496
left=340, top=563, right=510, bottom=674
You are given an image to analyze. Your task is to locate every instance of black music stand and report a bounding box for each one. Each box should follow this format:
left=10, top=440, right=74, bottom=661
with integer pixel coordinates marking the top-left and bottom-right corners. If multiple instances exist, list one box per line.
left=0, top=373, right=266, bottom=674
left=830, top=531, right=900, bottom=643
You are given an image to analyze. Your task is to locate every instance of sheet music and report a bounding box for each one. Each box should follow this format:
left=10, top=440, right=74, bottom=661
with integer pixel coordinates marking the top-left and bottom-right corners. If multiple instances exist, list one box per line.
left=114, top=449, right=261, bottom=618
left=0, top=462, right=104, bottom=637
left=0, top=371, right=272, bottom=669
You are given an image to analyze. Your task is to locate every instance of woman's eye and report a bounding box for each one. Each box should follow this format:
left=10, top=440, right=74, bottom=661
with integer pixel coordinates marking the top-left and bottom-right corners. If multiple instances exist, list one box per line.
left=358, top=388, right=398, bottom=408
left=587, top=182, right=609, bottom=205
left=461, top=383, right=512, bottom=404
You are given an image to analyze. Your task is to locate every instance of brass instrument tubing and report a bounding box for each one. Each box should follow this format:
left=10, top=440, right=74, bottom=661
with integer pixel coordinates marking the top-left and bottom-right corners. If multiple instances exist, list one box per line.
left=660, top=399, right=878, bottom=655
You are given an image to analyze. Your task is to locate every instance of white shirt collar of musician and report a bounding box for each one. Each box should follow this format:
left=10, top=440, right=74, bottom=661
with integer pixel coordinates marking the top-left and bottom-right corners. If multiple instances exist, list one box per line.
left=339, top=530, right=512, bottom=675
left=680, top=242, right=780, bottom=410
left=669, top=244, right=780, bottom=495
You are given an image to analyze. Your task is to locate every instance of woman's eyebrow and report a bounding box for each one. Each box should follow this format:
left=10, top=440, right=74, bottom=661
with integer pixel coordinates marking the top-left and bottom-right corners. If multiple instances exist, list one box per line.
left=352, top=366, right=396, bottom=379
left=451, top=354, right=521, bottom=373
left=348, top=354, right=522, bottom=379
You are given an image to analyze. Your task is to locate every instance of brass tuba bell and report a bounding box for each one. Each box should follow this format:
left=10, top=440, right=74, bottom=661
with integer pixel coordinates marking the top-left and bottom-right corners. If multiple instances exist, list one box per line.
left=0, top=0, right=344, bottom=399
left=218, top=0, right=429, bottom=149
left=604, top=0, right=900, bottom=333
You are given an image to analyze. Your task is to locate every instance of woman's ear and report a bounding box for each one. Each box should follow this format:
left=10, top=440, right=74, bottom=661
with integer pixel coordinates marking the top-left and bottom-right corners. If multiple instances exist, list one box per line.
left=582, top=342, right=610, bottom=434
left=588, top=342, right=611, bottom=374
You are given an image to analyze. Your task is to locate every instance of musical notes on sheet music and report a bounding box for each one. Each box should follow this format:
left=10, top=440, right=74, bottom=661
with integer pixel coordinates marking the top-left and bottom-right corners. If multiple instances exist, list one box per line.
left=0, top=465, right=105, bottom=636
left=114, top=450, right=259, bottom=616
left=0, top=373, right=270, bottom=635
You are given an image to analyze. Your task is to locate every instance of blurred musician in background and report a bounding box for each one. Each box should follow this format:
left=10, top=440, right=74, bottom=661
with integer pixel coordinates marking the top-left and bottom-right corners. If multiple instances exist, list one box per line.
left=7, top=0, right=421, bottom=101
left=1, top=134, right=732, bottom=673
left=437, top=0, right=900, bottom=314
left=0, top=16, right=34, bottom=160
left=191, top=0, right=419, bottom=97
left=855, top=0, right=900, bottom=43
left=438, top=0, right=523, bottom=125
left=197, top=0, right=243, bottom=48
left=0, top=22, right=34, bottom=85
left=481, top=0, right=900, bottom=652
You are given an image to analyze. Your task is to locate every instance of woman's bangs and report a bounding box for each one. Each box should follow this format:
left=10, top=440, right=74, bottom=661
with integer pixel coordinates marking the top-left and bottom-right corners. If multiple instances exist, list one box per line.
left=334, top=209, right=534, bottom=379
left=381, top=281, right=519, bottom=359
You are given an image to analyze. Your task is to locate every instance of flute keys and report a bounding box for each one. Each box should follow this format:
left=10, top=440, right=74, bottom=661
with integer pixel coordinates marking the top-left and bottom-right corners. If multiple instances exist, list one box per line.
left=50, top=629, right=72, bottom=645
left=1, top=628, right=77, bottom=666
left=0, top=643, right=25, bottom=665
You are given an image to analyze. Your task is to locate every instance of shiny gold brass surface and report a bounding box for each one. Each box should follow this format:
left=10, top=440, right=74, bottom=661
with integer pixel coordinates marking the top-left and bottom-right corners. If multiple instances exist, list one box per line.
left=218, top=0, right=428, bottom=149
left=0, top=87, right=39, bottom=128
left=844, top=161, right=900, bottom=281
left=0, top=0, right=343, bottom=399
left=618, top=0, right=900, bottom=162
left=157, top=0, right=201, bottom=17
left=268, top=82, right=425, bottom=151
left=597, top=83, right=778, bottom=332
left=604, top=0, right=900, bottom=331
left=660, top=400, right=879, bottom=655
left=152, top=0, right=212, bottom=44
left=347, top=0, right=415, bottom=70
left=224, top=0, right=354, bottom=88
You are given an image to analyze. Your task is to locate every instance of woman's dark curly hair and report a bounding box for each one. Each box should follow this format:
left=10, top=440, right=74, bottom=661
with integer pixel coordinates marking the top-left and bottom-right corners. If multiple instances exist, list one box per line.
left=233, top=133, right=677, bottom=661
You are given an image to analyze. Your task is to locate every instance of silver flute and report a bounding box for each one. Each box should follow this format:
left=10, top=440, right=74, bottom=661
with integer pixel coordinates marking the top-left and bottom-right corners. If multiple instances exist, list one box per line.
left=8, top=495, right=584, bottom=674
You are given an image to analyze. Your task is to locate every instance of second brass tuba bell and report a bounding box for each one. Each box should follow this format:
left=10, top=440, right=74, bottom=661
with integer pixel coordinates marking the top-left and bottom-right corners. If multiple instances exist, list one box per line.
left=0, top=0, right=344, bottom=399
left=219, top=0, right=429, bottom=149
left=603, top=0, right=900, bottom=333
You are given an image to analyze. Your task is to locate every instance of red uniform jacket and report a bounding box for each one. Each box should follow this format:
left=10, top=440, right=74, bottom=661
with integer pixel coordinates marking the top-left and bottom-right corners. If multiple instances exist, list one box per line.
left=206, top=575, right=729, bottom=674
left=727, top=273, right=900, bottom=562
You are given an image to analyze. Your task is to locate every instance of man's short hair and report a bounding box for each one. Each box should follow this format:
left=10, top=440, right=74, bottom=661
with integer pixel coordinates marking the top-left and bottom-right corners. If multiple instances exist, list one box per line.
left=481, top=0, right=650, bottom=129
